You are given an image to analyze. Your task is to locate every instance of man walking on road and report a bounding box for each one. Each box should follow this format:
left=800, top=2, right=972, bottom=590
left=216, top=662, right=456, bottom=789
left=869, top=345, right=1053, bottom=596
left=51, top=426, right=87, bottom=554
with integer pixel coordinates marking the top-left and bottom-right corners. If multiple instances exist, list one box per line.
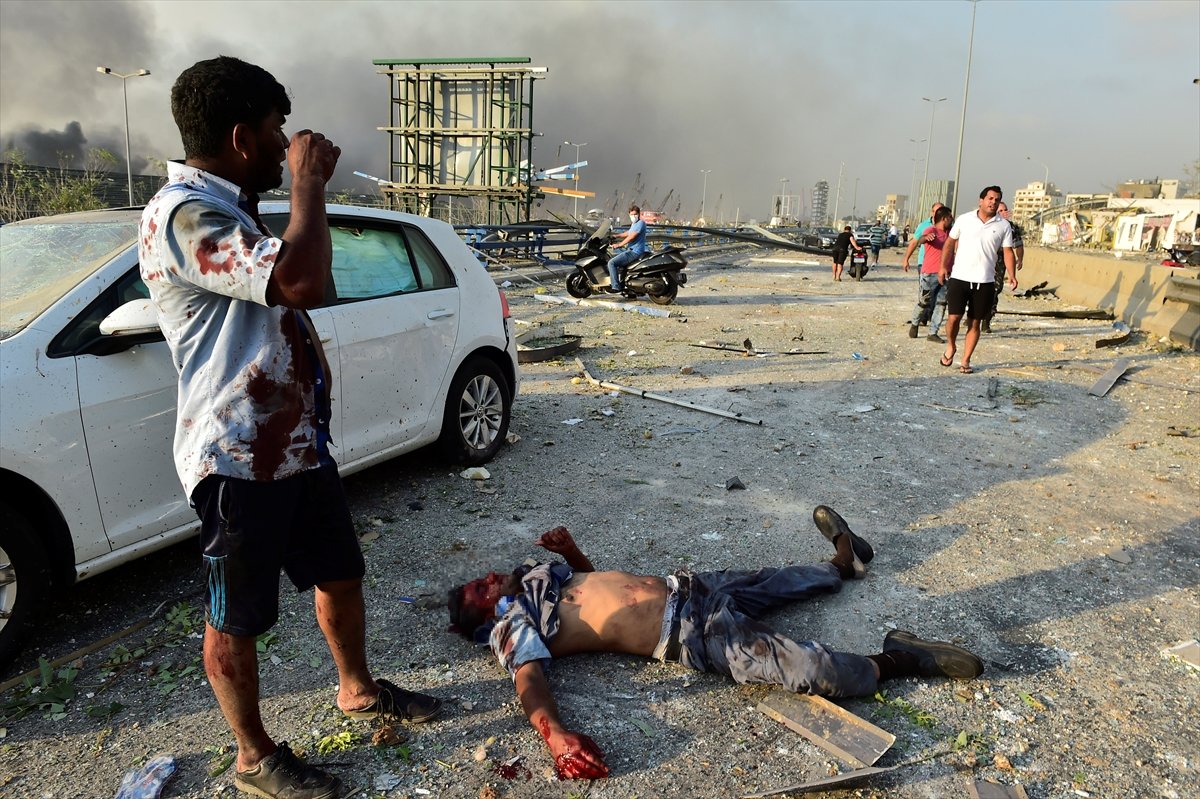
left=903, top=206, right=954, bottom=342
left=140, top=56, right=442, bottom=799
left=939, top=186, right=1016, bottom=374
left=981, top=201, right=1025, bottom=334
left=868, top=219, right=887, bottom=269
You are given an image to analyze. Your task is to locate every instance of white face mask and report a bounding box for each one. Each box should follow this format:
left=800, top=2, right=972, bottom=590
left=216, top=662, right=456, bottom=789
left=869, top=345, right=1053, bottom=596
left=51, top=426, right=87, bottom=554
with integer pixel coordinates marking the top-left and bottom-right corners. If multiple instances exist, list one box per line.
left=629, top=215, right=637, bottom=223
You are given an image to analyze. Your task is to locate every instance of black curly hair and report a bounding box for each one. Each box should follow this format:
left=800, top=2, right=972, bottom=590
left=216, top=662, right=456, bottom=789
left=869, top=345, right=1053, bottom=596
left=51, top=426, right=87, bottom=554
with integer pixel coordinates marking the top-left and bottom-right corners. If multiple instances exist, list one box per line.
left=170, top=56, right=291, bottom=159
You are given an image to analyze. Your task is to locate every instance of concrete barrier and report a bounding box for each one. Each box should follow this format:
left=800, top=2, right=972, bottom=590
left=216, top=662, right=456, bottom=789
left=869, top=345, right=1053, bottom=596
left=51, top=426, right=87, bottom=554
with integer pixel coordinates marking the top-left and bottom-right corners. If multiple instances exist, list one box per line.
left=1021, top=247, right=1200, bottom=349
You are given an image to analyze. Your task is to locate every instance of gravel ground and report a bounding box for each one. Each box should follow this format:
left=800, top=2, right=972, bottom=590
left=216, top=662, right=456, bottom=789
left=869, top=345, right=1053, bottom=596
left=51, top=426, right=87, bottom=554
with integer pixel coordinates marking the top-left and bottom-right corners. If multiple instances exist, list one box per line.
left=2, top=247, right=1197, bottom=799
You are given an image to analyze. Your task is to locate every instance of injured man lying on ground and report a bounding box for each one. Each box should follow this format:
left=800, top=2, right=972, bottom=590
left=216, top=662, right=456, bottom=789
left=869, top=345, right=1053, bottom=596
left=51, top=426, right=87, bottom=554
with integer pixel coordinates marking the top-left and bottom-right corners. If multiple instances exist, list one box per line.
left=446, top=506, right=984, bottom=780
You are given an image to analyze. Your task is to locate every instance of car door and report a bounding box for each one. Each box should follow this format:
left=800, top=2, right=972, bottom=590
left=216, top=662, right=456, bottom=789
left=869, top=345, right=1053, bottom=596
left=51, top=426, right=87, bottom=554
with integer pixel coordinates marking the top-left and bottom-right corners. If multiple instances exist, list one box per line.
left=73, top=256, right=341, bottom=554
left=321, top=217, right=460, bottom=465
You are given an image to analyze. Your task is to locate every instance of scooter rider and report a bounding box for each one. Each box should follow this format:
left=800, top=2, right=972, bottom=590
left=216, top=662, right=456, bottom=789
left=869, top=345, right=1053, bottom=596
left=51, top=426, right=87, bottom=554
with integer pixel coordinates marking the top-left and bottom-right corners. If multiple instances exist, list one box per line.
left=607, top=204, right=648, bottom=292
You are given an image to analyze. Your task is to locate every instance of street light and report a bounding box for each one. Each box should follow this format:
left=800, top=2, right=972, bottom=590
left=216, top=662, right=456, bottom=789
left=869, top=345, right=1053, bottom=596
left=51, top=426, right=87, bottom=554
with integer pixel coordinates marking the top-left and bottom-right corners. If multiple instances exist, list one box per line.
left=920, top=97, right=947, bottom=213
left=97, top=66, right=151, bottom=206
left=908, top=138, right=926, bottom=223
left=1026, top=155, right=1049, bottom=188
left=699, top=169, right=712, bottom=223
left=779, top=177, right=789, bottom=221
left=951, top=0, right=978, bottom=212
left=562, top=140, right=587, bottom=219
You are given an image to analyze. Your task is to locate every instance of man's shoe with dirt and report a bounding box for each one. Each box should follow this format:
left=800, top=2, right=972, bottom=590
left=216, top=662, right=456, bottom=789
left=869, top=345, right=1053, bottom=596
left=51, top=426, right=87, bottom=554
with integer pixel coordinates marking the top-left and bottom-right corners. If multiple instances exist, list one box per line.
left=235, top=742, right=341, bottom=799
left=812, top=505, right=874, bottom=577
left=343, top=678, right=443, bottom=723
left=883, top=630, right=984, bottom=679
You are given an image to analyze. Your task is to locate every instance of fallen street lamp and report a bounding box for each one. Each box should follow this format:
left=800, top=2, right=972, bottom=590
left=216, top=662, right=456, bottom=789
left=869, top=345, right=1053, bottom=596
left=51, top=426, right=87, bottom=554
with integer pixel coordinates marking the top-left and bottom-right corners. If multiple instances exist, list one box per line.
left=97, top=66, right=151, bottom=206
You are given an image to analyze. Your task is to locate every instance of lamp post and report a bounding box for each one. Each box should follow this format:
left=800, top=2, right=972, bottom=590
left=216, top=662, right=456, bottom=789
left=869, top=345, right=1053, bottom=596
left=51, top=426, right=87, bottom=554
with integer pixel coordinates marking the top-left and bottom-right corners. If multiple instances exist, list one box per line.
left=699, top=169, right=712, bottom=223
left=852, top=177, right=859, bottom=219
left=951, top=0, right=978, bottom=212
left=909, top=157, right=925, bottom=226
left=1026, top=155, right=1049, bottom=189
left=908, top=138, right=926, bottom=224
left=779, top=177, right=789, bottom=222
left=920, top=97, right=947, bottom=214
left=562, top=140, right=587, bottom=219
left=97, top=66, right=151, bottom=206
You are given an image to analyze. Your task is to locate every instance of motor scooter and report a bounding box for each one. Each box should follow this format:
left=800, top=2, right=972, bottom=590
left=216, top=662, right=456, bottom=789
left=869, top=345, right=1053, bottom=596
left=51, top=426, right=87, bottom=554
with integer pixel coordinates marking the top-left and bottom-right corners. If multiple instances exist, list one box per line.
left=847, top=247, right=870, bottom=280
left=566, top=220, right=687, bottom=305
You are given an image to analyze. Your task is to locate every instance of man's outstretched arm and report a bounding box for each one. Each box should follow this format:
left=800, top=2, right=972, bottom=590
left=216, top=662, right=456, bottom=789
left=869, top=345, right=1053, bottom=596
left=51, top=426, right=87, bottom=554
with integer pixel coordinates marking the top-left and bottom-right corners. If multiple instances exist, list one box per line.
left=513, top=661, right=609, bottom=779
left=536, top=527, right=595, bottom=572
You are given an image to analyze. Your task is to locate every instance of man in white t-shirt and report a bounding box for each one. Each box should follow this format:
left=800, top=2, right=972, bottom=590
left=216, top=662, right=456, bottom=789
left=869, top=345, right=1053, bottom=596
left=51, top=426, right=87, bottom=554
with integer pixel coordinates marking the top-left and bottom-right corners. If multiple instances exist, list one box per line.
left=938, top=186, right=1015, bottom=374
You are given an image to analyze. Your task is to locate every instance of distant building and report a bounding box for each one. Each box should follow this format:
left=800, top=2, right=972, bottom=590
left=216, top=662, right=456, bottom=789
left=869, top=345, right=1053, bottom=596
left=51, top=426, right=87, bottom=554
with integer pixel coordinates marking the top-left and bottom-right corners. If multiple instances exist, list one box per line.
left=1116, top=178, right=1179, bottom=200
left=916, top=180, right=954, bottom=217
left=878, top=194, right=903, bottom=226
left=1011, top=181, right=1062, bottom=227
left=810, top=180, right=829, bottom=226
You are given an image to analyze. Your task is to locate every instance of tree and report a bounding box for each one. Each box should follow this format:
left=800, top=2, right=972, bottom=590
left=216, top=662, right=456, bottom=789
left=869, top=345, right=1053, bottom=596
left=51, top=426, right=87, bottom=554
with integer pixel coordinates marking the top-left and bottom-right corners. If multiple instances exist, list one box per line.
left=0, top=148, right=117, bottom=222
left=1183, top=159, right=1200, bottom=198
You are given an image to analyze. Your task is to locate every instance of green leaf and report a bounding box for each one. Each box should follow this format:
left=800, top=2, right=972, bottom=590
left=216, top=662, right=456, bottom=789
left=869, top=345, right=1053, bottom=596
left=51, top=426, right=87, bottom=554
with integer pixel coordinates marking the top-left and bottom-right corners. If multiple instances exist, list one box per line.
left=953, top=730, right=969, bottom=751
left=630, top=718, right=655, bottom=738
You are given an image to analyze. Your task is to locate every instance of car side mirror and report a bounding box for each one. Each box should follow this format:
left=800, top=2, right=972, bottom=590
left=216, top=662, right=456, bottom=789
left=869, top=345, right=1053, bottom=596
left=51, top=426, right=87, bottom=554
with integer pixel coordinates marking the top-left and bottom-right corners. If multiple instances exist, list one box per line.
left=100, top=299, right=161, bottom=336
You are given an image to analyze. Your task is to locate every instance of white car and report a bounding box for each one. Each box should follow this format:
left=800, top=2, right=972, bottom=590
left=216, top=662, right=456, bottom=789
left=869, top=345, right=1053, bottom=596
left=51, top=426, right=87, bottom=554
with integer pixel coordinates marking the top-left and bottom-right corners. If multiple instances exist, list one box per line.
left=0, top=203, right=520, bottom=667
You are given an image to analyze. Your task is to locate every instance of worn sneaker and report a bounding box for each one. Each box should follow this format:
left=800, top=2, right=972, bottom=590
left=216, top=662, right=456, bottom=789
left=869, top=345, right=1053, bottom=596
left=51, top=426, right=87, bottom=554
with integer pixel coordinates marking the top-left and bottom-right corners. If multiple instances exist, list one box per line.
left=883, top=630, right=984, bottom=679
left=343, top=678, right=443, bottom=723
left=908, top=324, right=919, bottom=339
left=926, top=333, right=944, bottom=343
left=812, top=505, right=874, bottom=577
left=980, top=319, right=992, bottom=334
left=235, top=742, right=341, bottom=799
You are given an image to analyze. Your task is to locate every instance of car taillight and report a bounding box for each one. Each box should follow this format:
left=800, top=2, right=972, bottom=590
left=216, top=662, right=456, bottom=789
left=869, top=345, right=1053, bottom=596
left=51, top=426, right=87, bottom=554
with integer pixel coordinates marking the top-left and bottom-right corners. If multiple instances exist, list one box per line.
left=498, top=289, right=511, bottom=319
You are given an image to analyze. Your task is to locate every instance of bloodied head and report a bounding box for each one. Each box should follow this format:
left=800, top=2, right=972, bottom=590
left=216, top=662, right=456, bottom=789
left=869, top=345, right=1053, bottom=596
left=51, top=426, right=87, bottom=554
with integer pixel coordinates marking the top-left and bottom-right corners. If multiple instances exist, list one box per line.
left=447, top=570, right=522, bottom=638
left=171, top=56, right=292, bottom=191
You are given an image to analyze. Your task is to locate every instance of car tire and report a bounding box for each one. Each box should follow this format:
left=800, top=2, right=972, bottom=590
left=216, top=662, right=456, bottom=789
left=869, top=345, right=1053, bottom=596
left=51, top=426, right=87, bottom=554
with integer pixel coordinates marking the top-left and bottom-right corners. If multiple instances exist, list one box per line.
left=647, top=273, right=678, bottom=305
left=0, top=502, right=51, bottom=670
left=566, top=272, right=592, bottom=299
left=437, top=355, right=512, bottom=465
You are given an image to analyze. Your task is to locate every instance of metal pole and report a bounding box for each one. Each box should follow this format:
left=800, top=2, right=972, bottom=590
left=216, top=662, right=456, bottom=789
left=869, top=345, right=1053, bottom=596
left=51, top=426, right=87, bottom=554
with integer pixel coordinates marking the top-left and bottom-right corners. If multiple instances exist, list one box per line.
left=921, top=97, right=946, bottom=215
left=832, top=161, right=844, bottom=224
left=563, top=140, right=586, bottom=219
left=951, top=0, right=978, bottom=213
left=97, top=67, right=150, bottom=206
left=700, top=169, right=711, bottom=223
left=852, top=177, right=859, bottom=218
left=779, top=177, right=789, bottom=221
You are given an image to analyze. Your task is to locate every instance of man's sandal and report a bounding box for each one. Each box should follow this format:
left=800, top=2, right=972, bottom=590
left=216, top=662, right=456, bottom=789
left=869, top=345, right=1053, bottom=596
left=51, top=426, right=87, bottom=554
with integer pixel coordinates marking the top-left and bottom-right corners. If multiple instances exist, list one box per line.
left=959, top=365, right=974, bottom=374
left=343, top=679, right=443, bottom=723
left=939, top=354, right=954, bottom=367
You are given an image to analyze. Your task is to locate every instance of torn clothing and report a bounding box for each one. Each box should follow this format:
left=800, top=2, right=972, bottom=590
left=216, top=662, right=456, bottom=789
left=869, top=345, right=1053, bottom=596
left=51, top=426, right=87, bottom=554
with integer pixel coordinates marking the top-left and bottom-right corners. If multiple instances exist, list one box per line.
left=487, top=561, right=575, bottom=678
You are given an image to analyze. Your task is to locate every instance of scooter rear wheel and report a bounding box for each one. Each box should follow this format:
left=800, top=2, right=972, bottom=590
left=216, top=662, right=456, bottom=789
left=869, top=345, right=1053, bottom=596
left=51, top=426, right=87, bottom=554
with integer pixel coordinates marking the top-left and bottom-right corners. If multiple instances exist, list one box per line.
left=566, top=272, right=592, bottom=299
left=647, top=273, right=678, bottom=305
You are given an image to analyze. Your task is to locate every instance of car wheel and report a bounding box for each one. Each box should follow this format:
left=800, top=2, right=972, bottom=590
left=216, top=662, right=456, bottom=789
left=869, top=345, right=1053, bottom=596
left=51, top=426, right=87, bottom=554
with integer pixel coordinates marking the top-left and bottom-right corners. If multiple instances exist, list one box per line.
left=0, top=503, right=51, bottom=669
left=647, top=273, right=678, bottom=305
left=437, top=356, right=512, bottom=465
left=566, top=272, right=592, bottom=299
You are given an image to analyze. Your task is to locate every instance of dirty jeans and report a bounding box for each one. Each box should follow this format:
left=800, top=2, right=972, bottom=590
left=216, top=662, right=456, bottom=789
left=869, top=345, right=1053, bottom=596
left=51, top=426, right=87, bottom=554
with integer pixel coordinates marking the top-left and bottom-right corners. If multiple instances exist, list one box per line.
left=911, top=272, right=947, bottom=335
left=677, top=563, right=878, bottom=698
left=608, top=249, right=639, bottom=289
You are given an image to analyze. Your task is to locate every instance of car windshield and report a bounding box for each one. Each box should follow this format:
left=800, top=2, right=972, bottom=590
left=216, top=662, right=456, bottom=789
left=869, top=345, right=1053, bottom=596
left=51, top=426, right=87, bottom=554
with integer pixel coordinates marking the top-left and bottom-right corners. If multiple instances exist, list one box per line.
left=0, top=221, right=137, bottom=339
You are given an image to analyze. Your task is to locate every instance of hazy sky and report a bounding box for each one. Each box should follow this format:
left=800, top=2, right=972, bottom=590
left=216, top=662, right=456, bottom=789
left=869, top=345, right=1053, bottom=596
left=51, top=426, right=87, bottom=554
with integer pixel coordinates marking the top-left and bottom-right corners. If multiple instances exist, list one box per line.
left=2, top=0, right=1197, bottom=221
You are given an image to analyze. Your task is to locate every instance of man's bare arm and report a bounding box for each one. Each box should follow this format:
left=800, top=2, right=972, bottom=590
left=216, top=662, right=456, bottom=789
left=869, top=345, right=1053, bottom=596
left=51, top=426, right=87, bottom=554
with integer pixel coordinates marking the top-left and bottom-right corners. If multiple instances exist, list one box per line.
left=267, top=130, right=341, bottom=309
left=513, top=661, right=609, bottom=779
left=535, top=527, right=595, bottom=572
left=1003, top=246, right=1017, bottom=290
left=901, top=237, right=920, bottom=271
left=939, top=236, right=958, bottom=284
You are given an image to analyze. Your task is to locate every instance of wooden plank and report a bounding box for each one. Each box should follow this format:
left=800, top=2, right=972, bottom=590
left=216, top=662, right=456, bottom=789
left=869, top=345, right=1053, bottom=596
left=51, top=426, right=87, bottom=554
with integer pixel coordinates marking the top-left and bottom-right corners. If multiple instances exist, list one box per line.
left=757, top=692, right=895, bottom=768
left=968, top=781, right=1030, bottom=799
left=1087, top=358, right=1131, bottom=397
left=739, top=766, right=895, bottom=798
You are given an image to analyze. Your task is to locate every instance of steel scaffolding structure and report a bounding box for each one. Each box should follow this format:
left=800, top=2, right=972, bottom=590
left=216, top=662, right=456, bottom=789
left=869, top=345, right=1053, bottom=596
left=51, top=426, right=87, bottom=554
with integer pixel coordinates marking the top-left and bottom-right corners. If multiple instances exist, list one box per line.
left=373, top=57, right=547, bottom=225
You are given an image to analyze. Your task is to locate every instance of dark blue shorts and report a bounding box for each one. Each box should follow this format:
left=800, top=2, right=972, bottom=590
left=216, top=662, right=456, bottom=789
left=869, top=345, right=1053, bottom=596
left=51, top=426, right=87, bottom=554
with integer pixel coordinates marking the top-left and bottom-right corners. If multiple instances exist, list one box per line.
left=192, top=462, right=365, bottom=637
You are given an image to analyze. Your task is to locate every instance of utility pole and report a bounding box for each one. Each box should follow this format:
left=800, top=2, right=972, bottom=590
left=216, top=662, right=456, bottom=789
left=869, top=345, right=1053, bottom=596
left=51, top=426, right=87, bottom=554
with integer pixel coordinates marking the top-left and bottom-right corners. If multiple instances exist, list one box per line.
left=951, top=0, right=978, bottom=212
left=832, top=162, right=845, bottom=225
left=699, top=169, right=712, bottom=223
left=921, top=97, right=947, bottom=213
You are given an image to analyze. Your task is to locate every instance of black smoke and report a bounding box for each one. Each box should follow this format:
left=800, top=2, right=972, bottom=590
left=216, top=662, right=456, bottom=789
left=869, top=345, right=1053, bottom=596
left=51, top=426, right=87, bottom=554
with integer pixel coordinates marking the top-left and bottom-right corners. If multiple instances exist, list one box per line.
left=4, top=121, right=151, bottom=174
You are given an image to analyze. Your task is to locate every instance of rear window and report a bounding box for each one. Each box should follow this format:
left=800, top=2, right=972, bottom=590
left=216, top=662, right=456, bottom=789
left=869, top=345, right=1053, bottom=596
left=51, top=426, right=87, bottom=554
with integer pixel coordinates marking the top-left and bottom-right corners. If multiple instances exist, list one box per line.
left=0, top=221, right=137, bottom=338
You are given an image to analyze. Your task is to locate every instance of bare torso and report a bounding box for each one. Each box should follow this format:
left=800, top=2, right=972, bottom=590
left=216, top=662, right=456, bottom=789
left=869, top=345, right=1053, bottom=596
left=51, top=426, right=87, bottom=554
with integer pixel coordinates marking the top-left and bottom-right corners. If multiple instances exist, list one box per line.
left=547, top=571, right=668, bottom=658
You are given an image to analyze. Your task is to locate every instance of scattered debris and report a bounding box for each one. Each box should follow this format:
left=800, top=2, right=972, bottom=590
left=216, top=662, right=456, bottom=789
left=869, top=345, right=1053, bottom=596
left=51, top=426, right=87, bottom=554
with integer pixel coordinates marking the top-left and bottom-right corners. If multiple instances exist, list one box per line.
left=515, top=325, right=582, bottom=363
left=1012, top=280, right=1052, bottom=298
left=852, top=352, right=867, bottom=361
left=689, top=342, right=828, bottom=356
left=1074, top=362, right=1199, bottom=394
left=660, top=426, right=702, bottom=436
left=922, top=402, right=996, bottom=417
left=1104, top=548, right=1132, bottom=564
left=1166, top=425, right=1198, bottom=437
left=114, top=754, right=177, bottom=799
left=1162, top=639, right=1200, bottom=671
left=535, top=292, right=673, bottom=318
left=505, top=431, right=522, bottom=444
left=459, top=467, right=491, bottom=480
left=680, top=365, right=695, bottom=374
left=758, top=691, right=895, bottom=768
left=374, top=773, right=403, bottom=792
left=739, top=766, right=897, bottom=798
left=1095, top=321, right=1132, bottom=349
left=1086, top=358, right=1130, bottom=397
left=575, top=358, right=764, bottom=425
left=561, top=418, right=584, bottom=426
left=967, top=781, right=1030, bottom=799
left=837, top=404, right=879, bottom=417
left=725, top=476, right=746, bottom=491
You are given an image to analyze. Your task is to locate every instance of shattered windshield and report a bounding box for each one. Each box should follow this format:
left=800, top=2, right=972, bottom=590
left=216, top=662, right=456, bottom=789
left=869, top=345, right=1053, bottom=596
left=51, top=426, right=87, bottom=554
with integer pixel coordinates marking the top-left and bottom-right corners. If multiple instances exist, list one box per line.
left=0, top=221, right=137, bottom=339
